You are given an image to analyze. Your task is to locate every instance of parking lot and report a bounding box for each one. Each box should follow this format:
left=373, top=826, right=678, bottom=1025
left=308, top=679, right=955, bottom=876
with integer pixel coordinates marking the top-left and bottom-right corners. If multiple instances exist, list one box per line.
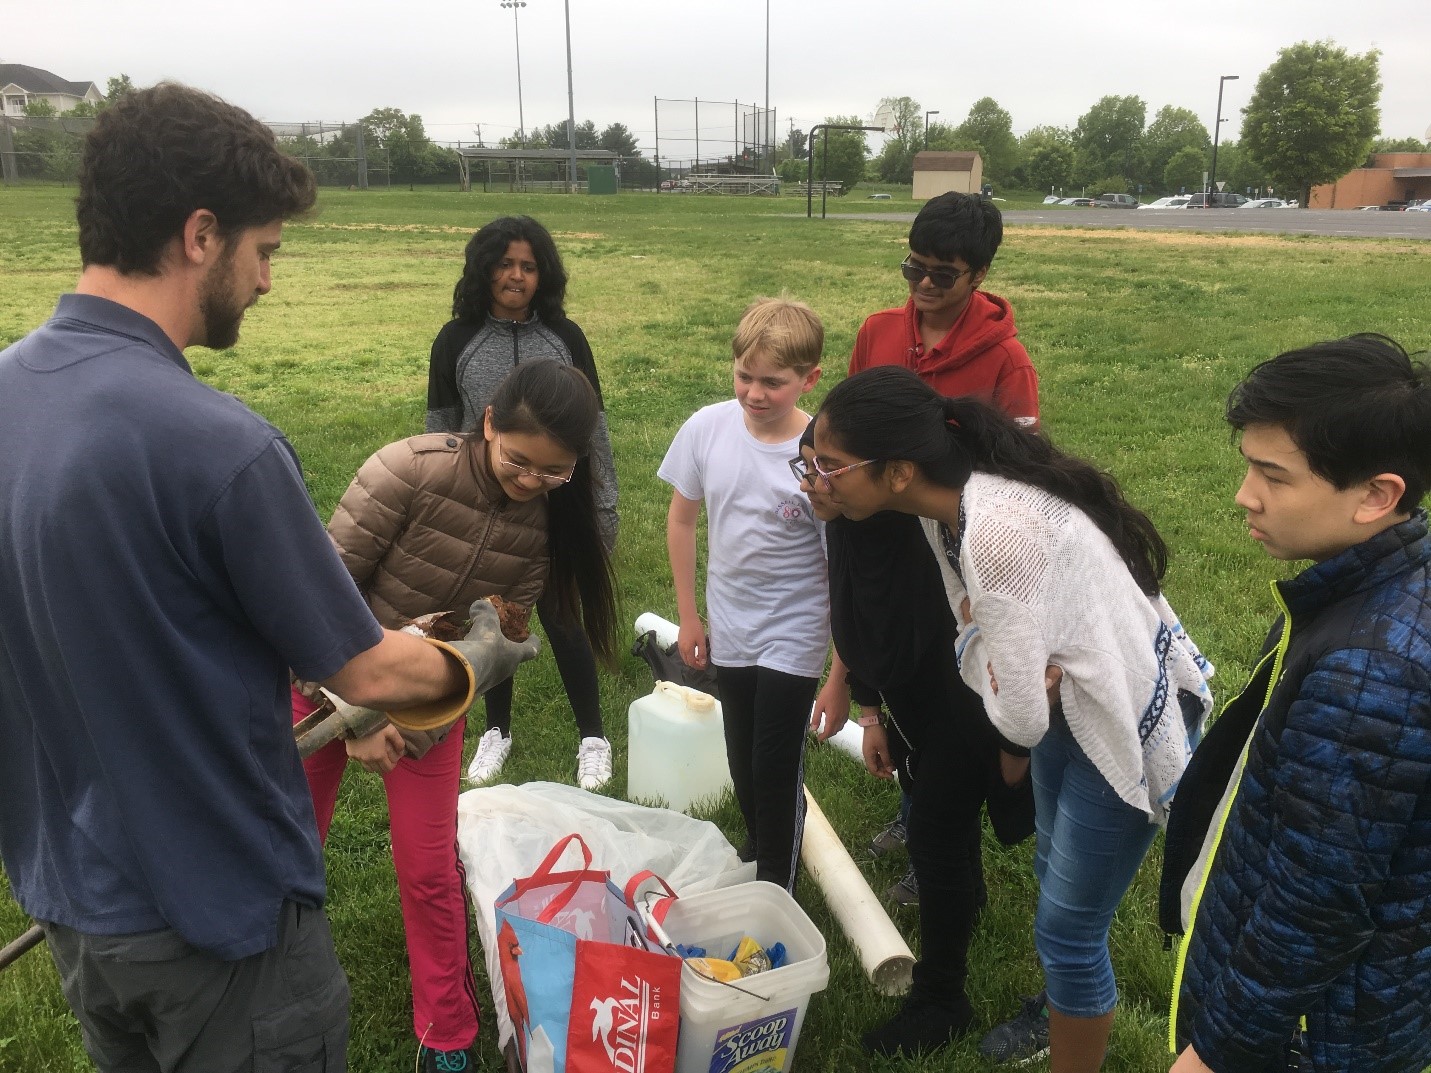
left=817, top=208, right=1431, bottom=240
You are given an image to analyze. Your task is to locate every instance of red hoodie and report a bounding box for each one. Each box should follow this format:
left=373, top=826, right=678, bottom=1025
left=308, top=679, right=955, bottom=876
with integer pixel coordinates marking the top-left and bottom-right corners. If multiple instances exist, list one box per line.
left=849, top=290, right=1038, bottom=423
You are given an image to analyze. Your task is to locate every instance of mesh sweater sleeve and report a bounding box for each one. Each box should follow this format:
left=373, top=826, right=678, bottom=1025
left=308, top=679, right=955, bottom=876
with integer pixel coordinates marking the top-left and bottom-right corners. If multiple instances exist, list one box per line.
left=425, top=321, right=473, bottom=433
left=957, top=509, right=1055, bottom=749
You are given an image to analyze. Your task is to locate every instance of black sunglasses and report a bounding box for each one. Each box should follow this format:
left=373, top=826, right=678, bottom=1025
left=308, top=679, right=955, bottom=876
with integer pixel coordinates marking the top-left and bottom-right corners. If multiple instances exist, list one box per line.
left=900, top=257, right=971, bottom=290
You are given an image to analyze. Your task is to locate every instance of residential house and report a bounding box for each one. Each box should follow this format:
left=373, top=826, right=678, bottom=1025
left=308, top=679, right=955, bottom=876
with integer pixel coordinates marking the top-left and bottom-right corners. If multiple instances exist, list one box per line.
left=1, top=64, right=103, bottom=117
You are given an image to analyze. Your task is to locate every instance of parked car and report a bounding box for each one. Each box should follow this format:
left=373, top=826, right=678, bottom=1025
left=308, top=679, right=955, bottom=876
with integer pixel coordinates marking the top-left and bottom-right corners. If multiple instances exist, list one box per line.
left=1059, top=197, right=1095, bottom=207
left=1241, top=198, right=1290, bottom=209
left=1140, top=196, right=1190, bottom=209
left=1093, top=193, right=1139, bottom=208
left=1042, top=194, right=1063, bottom=204
left=1184, top=192, right=1248, bottom=208
left=1407, top=200, right=1431, bottom=212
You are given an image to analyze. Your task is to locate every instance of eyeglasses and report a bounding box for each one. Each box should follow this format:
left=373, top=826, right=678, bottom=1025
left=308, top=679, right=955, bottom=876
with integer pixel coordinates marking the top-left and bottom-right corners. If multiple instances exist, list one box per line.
left=788, top=455, right=878, bottom=489
left=900, top=257, right=971, bottom=290
left=496, top=434, right=575, bottom=485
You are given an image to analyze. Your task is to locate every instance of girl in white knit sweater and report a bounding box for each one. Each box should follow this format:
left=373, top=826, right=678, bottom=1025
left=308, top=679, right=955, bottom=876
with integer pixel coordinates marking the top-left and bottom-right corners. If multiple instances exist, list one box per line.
left=813, top=366, right=1212, bottom=1073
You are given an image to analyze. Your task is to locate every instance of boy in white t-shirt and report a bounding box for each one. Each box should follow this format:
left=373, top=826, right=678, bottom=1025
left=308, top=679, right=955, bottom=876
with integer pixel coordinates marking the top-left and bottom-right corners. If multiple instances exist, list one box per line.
left=659, top=297, right=832, bottom=891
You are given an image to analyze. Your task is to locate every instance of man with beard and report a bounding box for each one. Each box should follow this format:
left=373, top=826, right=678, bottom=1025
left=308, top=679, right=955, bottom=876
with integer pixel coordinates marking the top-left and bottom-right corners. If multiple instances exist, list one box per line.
left=0, top=83, right=532, bottom=1072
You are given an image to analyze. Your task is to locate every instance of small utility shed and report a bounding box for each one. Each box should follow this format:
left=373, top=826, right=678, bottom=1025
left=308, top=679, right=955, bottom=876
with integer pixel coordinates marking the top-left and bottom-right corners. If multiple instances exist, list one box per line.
left=912, top=151, right=983, bottom=200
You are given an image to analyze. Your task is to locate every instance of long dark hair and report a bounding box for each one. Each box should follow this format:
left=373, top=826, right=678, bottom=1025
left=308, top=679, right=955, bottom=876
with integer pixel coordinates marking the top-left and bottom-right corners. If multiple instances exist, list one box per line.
left=487, top=362, right=618, bottom=662
left=452, top=216, right=569, bottom=324
left=820, top=366, right=1168, bottom=595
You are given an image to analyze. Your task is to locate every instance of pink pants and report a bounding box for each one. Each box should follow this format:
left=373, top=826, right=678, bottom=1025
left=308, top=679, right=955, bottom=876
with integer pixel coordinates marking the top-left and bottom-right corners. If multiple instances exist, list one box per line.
left=292, top=688, right=480, bottom=1050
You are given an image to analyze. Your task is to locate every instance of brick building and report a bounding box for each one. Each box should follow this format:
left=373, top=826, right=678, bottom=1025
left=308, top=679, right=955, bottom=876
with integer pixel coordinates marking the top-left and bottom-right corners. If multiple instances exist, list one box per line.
left=1309, top=153, right=1431, bottom=209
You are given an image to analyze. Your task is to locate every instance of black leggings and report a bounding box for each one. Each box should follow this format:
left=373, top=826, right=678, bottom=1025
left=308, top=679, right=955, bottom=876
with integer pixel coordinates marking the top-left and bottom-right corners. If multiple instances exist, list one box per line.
left=483, top=589, right=603, bottom=739
left=714, top=664, right=819, bottom=892
left=880, top=622, right=1004, bottom=1004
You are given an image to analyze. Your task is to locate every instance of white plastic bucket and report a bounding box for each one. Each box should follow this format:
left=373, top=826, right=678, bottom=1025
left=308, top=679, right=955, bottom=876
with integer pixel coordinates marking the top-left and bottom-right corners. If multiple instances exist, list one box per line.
left=627, top=682, right=731, bottom=814
left=661, top=881, right=829, bottom=1073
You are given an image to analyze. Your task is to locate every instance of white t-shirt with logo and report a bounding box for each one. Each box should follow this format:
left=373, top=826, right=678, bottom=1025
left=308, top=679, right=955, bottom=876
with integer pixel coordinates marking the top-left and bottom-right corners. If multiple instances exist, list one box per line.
left=658, top=399, right=830, bottom=678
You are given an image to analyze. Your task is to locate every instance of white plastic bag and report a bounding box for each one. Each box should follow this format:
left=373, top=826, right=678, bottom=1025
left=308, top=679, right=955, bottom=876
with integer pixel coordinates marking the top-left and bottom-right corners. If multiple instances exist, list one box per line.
left=456, top=781, right=754, bottom=1050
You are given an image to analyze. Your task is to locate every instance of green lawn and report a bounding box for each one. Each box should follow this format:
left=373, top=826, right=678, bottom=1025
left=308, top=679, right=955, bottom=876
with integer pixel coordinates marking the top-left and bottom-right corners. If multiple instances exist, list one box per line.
left=1, top=185, right=1427, bottom=1073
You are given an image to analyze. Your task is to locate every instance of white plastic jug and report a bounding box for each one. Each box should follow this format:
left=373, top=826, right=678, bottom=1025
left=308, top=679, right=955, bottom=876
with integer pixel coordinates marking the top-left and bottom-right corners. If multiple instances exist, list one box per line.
left=627, top=681, right=731, bottom=814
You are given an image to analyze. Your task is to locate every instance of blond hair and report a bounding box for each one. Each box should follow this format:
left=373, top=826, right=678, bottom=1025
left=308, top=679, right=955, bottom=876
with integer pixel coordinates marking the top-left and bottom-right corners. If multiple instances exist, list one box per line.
left=731, top=296, right=824, bottom=373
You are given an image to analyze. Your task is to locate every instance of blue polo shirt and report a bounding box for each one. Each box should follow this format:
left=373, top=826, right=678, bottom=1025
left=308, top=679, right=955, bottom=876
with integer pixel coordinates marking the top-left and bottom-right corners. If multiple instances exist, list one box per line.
left=0, top=294, right=383, bottom=960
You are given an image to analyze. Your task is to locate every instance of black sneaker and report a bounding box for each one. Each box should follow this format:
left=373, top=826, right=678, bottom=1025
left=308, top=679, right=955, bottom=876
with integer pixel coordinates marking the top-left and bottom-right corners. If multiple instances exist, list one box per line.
left=860, top=995, right=974, bottom=1057
left=886, top=867, right=919, bottom=906
left=420, top=1046, right=472, bottom=1073
left=868, top=819, right=908, bottom=858
left=977, top=990, right=1050, bottom=1065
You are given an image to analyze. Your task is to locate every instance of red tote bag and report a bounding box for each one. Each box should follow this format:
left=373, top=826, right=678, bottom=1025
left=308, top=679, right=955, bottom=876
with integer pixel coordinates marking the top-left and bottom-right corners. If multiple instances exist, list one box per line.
left=494, top=834, right=682, bottom=1073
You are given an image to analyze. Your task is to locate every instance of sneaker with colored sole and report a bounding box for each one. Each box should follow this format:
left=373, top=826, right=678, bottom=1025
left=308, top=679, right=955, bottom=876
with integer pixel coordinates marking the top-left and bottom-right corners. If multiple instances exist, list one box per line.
left=466, top=727, right=511, bottom=784
left=576, top=736, right=613, bottom=791
left=419, top=1046, right=472, bottom=1073
left=978, top=990, right=1050, bottom=1065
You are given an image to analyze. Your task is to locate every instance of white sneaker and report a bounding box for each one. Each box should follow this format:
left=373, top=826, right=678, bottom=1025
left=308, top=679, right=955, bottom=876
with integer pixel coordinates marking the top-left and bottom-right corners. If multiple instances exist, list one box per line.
left=576, top=737, right=613, bottom=791
left=466, top=728, right=512, bottom=784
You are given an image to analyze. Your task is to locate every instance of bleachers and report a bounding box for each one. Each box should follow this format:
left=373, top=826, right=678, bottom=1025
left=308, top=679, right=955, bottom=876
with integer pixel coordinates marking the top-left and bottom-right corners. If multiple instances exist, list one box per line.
left=680, top=173, right=781, bottom=196
left=786, top=180, right=846, bottom=198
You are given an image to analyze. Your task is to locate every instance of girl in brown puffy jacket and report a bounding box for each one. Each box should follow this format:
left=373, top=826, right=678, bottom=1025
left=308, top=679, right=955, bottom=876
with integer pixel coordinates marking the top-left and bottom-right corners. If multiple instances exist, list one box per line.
left=290, top=360, right=617, bottom=1072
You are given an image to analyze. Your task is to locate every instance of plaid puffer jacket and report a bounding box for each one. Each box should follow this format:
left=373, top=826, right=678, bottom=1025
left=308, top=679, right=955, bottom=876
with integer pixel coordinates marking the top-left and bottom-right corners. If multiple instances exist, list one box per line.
left=1167, top=513, right=1431, bottom=1073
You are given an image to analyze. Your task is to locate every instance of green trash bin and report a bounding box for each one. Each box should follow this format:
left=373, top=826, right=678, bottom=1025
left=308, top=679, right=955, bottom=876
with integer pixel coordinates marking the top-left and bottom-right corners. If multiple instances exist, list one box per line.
left=586, top=164, right=618, bottom=195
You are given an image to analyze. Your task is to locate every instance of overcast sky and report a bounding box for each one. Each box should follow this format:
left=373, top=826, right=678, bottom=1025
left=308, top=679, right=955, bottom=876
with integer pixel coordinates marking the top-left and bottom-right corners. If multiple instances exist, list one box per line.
left=6, top=0, right=1427, bottom=157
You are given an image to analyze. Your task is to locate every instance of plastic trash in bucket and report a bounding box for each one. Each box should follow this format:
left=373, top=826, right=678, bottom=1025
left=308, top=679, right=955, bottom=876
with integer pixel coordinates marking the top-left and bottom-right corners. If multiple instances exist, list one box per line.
left=659, top=881, right=829, bottom=1073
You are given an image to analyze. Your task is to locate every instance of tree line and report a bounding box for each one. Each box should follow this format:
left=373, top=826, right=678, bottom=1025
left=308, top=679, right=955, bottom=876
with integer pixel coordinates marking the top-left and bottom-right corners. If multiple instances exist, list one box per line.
left=265, top=110, right=662, bottom=187
left=7, top=43, right=1419, bottom=200
left=791, top=40, right=1407, bottom=204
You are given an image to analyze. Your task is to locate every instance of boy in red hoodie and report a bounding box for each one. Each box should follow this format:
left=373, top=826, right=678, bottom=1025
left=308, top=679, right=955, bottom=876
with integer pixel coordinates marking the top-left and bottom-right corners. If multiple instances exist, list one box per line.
left=850, top=191, right=1037, bottom=425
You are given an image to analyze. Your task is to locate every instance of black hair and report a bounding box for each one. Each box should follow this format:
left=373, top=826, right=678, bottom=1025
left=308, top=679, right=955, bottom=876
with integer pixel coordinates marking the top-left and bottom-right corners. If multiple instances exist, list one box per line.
left=487, top=362, right=618, bottom=663
left=819, top=366, right=1168, bottom=596
left=77, top=83, right=315, bottom=276
left=452, top=216, right=569, bottom=324
left=907, top=192, right=1003, bottom=273
left=1227, top=333, right=1431, bottom=513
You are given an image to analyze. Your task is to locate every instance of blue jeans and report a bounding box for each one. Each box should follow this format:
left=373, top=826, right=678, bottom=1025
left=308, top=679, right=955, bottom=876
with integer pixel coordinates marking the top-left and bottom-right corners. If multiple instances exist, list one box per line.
left=1031, top=710, right=1158, bottom=1018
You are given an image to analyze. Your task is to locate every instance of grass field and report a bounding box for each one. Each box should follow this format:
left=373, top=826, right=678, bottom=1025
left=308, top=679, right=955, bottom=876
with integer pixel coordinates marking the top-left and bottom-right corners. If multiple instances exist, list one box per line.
left=1, top=184, right=1428, bottom=1073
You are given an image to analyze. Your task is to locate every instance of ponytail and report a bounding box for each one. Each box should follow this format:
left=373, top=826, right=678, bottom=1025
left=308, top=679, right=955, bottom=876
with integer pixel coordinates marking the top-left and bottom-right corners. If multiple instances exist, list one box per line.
left=487, top=362, right=620, bottom=663
left=821, top=366, right=1167, bottom=596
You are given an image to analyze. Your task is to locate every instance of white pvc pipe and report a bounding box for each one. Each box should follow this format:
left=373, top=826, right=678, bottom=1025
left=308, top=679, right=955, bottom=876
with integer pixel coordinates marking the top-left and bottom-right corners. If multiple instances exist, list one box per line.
left=800, top=786, right=914, bottom=996
left=634, top=612, right=680, bottom=649
left=825, top=718, right=866, bottom=761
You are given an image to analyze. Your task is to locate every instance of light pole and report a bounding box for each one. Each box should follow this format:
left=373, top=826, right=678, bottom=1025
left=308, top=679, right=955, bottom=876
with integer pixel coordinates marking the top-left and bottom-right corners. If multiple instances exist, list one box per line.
left=764, top=0, right=770, bottom=174
left=500, top=0, right=526, bottom=147
left=562, top=0, right=578, bottom=192
left=1209, top=74, right=1239, bottom=203
left=924, top=109, right=940, bottom=150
